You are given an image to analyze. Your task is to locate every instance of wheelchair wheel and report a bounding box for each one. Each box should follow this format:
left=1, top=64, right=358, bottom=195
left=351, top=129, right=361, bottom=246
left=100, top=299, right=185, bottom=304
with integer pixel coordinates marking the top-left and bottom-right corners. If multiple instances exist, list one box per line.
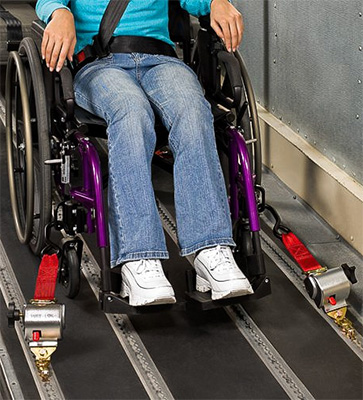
left=191, top=38, right=262, bottom=185
left=59, top=246, right=81, bottom=299
left=6, top=50, right=34, bottom=244
left=5, top=38, right=52, bottom=253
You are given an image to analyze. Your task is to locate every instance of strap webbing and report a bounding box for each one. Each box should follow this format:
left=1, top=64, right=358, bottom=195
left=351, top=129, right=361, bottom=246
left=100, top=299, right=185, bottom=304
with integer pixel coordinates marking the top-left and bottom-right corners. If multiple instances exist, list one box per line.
left=33, top=254, right=59, bottom=300
left=98, top=0, right=130, bottom=50
left=282, top=232, right=322, bottom=273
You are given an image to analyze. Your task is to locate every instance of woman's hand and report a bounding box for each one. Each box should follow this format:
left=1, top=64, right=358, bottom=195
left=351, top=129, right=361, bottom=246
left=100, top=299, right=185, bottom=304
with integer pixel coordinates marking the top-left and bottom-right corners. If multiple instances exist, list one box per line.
left=41, top=8, right=76, bottom=72
left=210, top=0, right=244, bottom=52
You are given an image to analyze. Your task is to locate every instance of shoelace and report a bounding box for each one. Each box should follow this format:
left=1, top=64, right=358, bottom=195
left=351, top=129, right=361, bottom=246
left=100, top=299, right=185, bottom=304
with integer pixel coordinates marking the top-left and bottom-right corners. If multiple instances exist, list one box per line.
left=203, top=245, right=235, bottom=271
left=135, top=260, right=163, bottom=278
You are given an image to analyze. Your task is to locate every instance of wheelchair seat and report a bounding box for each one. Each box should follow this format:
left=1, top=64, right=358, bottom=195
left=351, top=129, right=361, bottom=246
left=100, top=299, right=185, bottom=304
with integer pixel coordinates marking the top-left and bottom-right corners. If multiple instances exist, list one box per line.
left=74, top=106, right=107, bottom=138
left=74, top=104, right=170, bottom=144
left=75, top=106, right=107, bottom=127
left=73, top=98, right=232, bottom=141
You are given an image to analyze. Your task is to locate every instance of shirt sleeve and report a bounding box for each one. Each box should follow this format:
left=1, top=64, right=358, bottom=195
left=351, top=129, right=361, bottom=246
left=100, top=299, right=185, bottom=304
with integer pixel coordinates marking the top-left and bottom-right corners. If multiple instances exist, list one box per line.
left=35, top=0, right=71, bottom=23
left=179, top=0, right=212, bottom=17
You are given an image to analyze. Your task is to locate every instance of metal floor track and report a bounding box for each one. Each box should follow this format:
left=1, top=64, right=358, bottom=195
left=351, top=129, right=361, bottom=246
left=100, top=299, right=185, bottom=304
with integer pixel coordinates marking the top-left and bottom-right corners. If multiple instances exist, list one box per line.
left=0, top=115, right=362, bottom=399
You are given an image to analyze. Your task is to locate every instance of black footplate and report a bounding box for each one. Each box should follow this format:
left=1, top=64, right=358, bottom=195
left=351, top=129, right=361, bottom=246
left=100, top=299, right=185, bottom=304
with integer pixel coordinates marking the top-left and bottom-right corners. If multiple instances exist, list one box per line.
left=100, top=292, right=186, bottom=314
left=184, top=270, right=271, bottom=311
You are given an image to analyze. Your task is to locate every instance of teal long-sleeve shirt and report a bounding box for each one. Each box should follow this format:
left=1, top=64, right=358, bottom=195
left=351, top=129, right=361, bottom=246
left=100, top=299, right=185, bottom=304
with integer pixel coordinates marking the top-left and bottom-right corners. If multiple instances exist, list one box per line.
left=36, top=0, right=212, bottom=53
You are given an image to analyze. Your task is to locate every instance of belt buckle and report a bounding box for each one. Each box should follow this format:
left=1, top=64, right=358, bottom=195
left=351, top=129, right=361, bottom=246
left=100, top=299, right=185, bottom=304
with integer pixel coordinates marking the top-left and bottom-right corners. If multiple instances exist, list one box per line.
left=73, top=52, right=95, bottom=74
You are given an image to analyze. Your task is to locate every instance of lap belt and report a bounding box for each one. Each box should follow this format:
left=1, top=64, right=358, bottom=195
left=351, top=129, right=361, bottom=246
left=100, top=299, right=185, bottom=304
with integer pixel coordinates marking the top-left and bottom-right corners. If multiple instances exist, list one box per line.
left=74, top=36, right=177, bottom=72
left=110, top=36, right=177, bottom=57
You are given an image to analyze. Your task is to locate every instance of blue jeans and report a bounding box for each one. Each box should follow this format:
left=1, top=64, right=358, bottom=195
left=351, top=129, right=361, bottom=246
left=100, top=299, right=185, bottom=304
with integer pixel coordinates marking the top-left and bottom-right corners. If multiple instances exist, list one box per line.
left=74, top=53, right=235, bottom=267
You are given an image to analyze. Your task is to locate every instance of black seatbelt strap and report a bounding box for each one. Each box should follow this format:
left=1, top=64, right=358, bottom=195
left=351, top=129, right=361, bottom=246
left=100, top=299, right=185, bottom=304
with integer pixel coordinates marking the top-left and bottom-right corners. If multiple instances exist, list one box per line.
left=98, top=0, right=130, bottom=51
left=0, top=4, right=23, bottom=51
left=78, top=0, right=130, bottom=61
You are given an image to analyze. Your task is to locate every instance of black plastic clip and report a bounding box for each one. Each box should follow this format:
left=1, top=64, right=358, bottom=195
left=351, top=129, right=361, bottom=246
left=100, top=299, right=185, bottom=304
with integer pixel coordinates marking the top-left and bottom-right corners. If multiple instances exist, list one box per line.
left=341, top=263, right=357, bottom=284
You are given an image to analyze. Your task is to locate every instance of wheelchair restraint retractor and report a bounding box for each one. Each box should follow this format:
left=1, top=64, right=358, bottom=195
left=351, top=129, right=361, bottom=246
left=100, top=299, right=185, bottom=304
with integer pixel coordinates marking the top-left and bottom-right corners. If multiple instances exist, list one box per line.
left=264, top=204, right=358, bottom=341
left=8, top=249, right=65, bottom=381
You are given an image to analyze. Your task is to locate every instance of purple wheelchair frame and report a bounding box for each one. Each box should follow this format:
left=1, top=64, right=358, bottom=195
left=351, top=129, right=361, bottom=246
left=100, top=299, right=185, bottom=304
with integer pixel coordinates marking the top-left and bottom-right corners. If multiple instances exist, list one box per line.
left=227, top=126, right=260, bottom=231
left=68, top=123, right=264, bottom=299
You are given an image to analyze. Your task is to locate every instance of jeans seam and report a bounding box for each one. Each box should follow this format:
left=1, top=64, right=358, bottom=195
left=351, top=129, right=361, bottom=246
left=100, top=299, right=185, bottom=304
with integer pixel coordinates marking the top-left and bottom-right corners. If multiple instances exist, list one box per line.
left=180, top=238, right=236, bottom=257
left=217, top=165, right=229, bottom=214
left=109, top=168, right=125, bottom=254
left=111, top=251, right=170, bottom=267
left=147, top=97, right=173, bottom=130
left=74, top=91, right=111, bottom=121
left=147, top=96, right=179, bottom=151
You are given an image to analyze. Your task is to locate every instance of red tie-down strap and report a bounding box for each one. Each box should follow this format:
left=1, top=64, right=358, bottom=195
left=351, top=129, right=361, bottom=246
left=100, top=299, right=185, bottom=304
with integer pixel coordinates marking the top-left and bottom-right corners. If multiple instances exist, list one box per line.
left=281, top=232, right=322, bottom=273
left=33, top=254, right=59, bottom=300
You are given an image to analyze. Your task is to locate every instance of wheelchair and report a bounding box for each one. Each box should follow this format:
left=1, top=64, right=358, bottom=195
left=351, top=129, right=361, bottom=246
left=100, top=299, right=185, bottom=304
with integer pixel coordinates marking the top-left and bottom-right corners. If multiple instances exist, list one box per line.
left=5, top=2, right=270, bottom=314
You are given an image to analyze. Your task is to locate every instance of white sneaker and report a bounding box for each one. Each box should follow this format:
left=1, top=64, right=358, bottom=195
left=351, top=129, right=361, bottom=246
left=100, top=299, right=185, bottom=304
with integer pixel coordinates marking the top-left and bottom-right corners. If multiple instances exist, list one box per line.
left=194, top=245, right=254, bottom=300
left=120, top=259, right=176, bottom=306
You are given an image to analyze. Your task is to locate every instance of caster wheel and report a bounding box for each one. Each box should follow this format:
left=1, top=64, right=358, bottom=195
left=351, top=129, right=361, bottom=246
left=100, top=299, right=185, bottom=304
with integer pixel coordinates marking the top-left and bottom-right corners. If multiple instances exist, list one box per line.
left=59, top=246, right=81, bottom=299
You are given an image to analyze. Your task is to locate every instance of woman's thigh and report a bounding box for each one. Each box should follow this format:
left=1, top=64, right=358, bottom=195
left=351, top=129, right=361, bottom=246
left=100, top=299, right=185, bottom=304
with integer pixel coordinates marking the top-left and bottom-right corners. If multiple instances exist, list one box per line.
left=74, top=55, right=152, bottom=124
left=140, top=55, right=211, bottom=129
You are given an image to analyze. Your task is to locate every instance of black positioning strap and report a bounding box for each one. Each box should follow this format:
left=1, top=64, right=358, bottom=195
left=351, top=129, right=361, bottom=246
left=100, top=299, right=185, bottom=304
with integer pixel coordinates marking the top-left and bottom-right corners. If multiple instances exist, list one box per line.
left=0, top=4, right=23, bottom=51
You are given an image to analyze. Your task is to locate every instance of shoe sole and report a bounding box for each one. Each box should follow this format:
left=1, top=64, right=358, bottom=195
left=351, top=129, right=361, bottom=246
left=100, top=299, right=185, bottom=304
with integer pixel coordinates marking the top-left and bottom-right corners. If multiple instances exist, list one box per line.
left=120, top=282, right=176, bottom=307
left=196, top=275, right=254, bottom=300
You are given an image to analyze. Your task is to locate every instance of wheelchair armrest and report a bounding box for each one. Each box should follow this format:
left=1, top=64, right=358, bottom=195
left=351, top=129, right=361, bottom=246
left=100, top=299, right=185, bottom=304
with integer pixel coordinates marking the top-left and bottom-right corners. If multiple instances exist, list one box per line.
left=199, top=14, right=212, bottom=31
left=31, top=20, right=46, bottom=40
left=217, top=51, right=243, bottom=107
left=55, top=66, right=75, bottom=121
left=59, top=67, right=74, bottom=101
left=30, top=20, right=75, bottom=122
left=30, top=20, right=75, bottom=120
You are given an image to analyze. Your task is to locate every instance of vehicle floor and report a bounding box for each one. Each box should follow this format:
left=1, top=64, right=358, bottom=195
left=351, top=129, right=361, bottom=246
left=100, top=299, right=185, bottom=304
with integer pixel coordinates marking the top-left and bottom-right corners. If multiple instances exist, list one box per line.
left=0, top=125, right=362, bottom=400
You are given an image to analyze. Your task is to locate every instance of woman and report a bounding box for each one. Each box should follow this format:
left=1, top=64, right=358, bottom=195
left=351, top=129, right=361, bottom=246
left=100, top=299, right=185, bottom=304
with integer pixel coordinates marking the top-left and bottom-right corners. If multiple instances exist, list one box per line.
left=36, top=0, right=253, bottom=306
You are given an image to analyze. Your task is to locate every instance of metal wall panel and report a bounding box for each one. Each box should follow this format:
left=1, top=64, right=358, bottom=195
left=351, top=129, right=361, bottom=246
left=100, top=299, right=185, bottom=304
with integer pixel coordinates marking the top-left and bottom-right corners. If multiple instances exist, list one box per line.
left=236, top=0, right=363, bottom=184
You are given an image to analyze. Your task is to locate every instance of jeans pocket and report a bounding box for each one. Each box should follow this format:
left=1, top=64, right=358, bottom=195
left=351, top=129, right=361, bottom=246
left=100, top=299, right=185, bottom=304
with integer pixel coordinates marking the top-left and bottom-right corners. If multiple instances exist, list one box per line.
left=154, top=54, right=181, bottom=63
left=75, top=53, right=114, bottom=81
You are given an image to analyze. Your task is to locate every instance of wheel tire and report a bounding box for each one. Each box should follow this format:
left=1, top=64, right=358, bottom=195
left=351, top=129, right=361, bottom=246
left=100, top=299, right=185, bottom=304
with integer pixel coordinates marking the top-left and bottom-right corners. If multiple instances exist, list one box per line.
left=235, top=51, right=262, bottom=185
left=191, top=38, right=261, bottom=184
left=5, top=51, right=34, bottom=244
left=60, top=247, right=81, bottom=299
left=20, top=37, right=51, bottom=255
